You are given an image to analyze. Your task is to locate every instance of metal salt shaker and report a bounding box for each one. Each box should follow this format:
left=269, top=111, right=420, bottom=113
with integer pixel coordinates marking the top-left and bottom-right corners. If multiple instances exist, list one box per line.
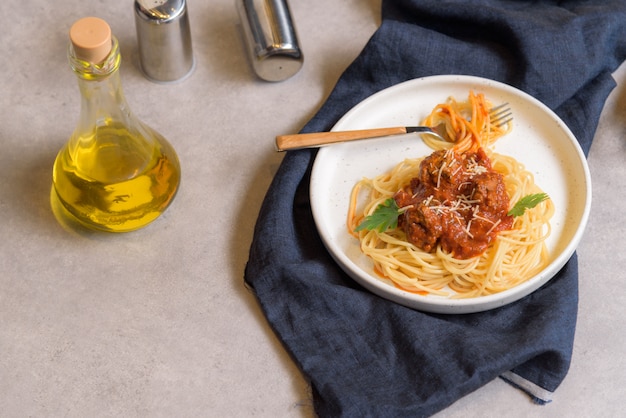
left=236, top=0, right=304, bottom=82
left=134, top=0, right=195, bottom=83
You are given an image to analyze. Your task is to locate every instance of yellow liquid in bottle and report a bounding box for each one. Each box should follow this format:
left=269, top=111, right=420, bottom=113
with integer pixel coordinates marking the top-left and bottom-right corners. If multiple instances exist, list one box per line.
left=52, top=122, right=180, bottom=232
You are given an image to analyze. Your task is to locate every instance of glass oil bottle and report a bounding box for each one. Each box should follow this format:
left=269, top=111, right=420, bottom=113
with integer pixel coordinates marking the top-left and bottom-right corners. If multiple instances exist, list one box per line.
left=52, top=17, right=181, bottom=232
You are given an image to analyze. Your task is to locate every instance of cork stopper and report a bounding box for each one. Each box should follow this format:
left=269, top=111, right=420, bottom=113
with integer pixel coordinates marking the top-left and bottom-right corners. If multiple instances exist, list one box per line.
left=69, top=17, right=112, bottom=64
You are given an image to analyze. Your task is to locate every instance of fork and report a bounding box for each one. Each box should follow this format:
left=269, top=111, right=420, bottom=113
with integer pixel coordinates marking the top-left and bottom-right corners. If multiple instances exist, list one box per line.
left=275, top=103, right=512, bottom=151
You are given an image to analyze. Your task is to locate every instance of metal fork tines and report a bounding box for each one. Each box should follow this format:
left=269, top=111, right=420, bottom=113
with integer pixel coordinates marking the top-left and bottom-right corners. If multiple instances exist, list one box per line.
left=489, top=103, right=513, bottom=127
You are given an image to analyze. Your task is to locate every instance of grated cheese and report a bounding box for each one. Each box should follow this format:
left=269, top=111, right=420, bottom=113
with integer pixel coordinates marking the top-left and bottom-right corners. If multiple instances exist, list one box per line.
left=465, top=219, right=474, bottom=238
left=436, top=161, right=447, bottom=189
left=486, top=219, right=502, bottom=235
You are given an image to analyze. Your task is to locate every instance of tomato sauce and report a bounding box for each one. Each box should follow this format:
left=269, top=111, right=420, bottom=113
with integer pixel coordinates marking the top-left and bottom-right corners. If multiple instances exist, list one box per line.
left=394, top=148, right=513, bottom=259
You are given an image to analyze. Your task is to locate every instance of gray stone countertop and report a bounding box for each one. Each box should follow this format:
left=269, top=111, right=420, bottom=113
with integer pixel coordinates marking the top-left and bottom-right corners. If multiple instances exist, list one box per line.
left=1, top=1, right=624, bottom=416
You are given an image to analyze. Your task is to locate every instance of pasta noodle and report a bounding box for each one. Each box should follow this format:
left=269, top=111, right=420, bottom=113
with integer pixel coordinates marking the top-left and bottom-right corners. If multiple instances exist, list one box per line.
left=347, top=92, right=553, bottom=298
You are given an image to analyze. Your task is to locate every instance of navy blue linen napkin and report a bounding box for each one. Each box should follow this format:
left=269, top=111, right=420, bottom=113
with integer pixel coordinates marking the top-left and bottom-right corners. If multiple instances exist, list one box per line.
left=245, top=1, right=626, bottom=416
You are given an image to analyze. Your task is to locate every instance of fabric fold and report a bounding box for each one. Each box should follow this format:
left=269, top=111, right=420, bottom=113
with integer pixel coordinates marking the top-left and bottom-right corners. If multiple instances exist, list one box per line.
left=245, top=1, right=626, bottom=416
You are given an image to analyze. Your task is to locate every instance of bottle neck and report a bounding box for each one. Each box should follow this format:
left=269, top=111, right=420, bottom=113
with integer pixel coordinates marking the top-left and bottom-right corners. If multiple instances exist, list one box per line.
left=68, top=36, right=134, bottom=130
left=69, top=36, right=121, bottom=81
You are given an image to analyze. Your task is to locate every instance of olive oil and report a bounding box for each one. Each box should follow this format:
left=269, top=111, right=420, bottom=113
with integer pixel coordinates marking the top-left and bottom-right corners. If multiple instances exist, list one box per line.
left=53, top=123, right=180, bottom=232
left=53, top=17, right=181, bottom=232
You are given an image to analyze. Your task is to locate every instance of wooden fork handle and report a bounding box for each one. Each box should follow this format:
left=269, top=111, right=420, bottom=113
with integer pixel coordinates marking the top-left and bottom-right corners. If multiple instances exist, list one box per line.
left=275, top=127, right=410, bottom=151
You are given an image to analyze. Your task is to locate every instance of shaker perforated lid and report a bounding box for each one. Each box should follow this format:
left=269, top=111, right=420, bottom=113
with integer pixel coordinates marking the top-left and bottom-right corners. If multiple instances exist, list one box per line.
left=69, top=17, right=112, bottom=64
left=134, top=0, right=195, bottom=83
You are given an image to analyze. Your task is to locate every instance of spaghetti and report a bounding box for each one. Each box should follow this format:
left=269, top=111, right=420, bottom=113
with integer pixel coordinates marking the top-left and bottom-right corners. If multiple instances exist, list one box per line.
left=347, top=92, right=553, bottom=298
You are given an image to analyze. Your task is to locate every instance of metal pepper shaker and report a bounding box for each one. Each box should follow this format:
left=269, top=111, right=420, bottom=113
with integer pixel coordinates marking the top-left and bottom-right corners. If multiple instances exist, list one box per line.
left=134, top=0, right=195, bottom=83
left=236, top=0, right=304, bottom=82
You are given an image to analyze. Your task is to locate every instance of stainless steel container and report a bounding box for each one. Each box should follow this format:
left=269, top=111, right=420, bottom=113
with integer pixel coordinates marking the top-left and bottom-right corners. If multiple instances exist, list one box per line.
left=134, top=0, right=195, bottom=83
left=236, top=0, right=303, bottom=82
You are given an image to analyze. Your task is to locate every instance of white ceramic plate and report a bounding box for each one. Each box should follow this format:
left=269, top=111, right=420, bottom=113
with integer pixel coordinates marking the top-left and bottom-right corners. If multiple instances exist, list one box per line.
left=310, top=75, right=591, bottom=314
